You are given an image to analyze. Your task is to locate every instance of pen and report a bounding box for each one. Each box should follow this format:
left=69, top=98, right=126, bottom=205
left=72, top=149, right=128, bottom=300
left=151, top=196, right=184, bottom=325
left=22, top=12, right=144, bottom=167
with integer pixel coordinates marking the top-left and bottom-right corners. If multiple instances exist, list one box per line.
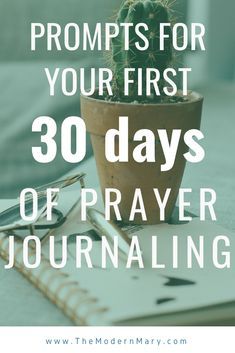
left=86, top=207, right=131, bottom=259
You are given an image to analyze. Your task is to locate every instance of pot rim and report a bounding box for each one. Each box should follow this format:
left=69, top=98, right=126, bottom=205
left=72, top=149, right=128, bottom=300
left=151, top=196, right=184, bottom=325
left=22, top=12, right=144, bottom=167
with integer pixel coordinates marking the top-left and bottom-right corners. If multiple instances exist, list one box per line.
left=80, top=90, right=204, bottom=107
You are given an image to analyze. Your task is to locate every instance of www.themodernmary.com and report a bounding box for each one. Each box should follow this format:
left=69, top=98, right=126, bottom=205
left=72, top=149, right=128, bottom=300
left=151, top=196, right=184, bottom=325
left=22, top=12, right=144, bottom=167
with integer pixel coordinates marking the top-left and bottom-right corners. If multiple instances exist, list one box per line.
left=45, top=336, right=188, bottom=346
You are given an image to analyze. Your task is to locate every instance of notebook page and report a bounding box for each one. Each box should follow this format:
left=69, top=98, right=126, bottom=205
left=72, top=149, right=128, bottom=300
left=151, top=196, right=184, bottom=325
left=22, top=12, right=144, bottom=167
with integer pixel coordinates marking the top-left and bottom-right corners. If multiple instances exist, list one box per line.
left=43, top=191, right=235, bottom=325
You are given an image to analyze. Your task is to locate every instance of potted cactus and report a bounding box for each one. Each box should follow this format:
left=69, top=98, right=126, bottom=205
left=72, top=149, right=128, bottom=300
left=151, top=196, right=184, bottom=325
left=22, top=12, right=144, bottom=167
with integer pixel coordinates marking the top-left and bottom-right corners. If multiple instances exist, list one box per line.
left=81, top=0, right=203, bottom=224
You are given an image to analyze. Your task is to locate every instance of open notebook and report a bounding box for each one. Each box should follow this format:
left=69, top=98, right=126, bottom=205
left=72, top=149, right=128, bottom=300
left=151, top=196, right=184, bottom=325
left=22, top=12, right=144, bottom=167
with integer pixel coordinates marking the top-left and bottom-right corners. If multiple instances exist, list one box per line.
left=0, top=190, right=235, bottom=326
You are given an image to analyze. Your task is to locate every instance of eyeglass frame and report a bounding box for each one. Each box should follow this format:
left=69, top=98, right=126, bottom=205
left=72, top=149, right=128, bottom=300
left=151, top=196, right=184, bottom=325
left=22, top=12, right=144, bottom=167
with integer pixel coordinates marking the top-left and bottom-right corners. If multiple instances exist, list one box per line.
left=0, top=172, right=86, bottom=243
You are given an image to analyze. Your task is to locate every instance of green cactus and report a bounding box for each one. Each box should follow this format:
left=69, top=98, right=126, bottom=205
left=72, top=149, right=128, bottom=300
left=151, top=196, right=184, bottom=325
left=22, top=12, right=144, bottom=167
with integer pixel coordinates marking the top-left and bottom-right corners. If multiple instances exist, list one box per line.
left=111, top=0, right=173, bottom=102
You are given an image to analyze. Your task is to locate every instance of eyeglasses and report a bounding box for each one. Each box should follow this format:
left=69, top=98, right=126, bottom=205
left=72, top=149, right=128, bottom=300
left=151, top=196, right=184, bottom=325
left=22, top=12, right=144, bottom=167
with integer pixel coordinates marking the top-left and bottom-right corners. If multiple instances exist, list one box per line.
left=0, top=173, right=86, bottom=244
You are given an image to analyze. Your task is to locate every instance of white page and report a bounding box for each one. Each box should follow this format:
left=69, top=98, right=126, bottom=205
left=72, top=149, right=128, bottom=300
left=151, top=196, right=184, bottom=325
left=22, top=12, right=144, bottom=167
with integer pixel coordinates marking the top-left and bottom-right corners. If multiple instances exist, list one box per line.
left=45, top=190, right=235, bottom=325
left=2, top=191, right=234, bottom=325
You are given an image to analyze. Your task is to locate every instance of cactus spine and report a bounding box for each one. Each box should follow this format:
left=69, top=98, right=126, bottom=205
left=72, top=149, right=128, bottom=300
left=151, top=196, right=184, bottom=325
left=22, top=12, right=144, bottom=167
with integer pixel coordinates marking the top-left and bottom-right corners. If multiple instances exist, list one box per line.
left=111, top=0, right=173, bottom=102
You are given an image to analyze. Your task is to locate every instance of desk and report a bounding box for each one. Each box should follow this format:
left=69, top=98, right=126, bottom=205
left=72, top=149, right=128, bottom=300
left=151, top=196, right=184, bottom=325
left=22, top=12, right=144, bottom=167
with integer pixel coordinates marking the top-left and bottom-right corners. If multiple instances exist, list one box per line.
left=0, top=84, right=234, bottom=325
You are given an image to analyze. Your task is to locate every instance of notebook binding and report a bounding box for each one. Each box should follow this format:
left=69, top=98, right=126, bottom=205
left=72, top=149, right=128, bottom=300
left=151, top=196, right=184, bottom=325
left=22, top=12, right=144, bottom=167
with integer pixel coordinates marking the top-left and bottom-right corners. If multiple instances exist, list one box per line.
left=0, top=235, right=108, bottom=325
